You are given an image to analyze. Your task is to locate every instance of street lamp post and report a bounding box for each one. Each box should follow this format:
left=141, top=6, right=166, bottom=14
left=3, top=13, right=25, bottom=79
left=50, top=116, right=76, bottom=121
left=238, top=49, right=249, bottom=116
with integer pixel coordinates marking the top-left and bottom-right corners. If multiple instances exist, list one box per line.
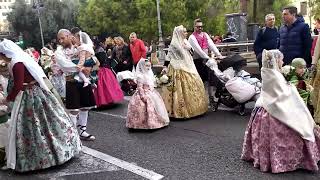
left=156, top=0, right=165, bottom=63
left=33, top=0, right=44, bottom=47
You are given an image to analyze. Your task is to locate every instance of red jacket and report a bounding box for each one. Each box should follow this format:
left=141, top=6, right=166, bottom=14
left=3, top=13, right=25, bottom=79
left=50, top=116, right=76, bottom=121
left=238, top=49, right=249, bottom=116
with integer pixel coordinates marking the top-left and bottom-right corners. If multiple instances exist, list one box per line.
left=129, top=39, right=146, bottom=64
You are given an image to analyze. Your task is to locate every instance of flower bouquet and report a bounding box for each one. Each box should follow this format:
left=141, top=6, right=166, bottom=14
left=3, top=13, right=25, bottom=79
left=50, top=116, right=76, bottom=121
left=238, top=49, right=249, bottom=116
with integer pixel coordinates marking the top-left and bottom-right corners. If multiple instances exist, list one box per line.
left=155, top=73, right=171, bottom=88
left=281, top=65, right=295, bottom=81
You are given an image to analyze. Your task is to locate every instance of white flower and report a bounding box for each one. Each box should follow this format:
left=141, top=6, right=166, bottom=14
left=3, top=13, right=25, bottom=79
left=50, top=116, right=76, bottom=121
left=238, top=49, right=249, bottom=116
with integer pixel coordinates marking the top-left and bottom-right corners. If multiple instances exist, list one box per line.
left=159, top=75, right=169, bottom=83
left=281, top=65, right=294, bottom=75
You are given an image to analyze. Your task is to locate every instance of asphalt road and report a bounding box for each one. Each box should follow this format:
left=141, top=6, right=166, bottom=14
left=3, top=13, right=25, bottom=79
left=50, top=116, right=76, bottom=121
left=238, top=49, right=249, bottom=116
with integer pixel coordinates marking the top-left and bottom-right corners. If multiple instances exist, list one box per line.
left=0, top=98, right=320, bottom=180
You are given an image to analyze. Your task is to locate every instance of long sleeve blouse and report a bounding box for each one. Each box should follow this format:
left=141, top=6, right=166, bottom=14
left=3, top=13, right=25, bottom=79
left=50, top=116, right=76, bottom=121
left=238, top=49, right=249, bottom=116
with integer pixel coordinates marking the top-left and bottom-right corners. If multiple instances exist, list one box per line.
left=7, top=62, right=34, bottom=101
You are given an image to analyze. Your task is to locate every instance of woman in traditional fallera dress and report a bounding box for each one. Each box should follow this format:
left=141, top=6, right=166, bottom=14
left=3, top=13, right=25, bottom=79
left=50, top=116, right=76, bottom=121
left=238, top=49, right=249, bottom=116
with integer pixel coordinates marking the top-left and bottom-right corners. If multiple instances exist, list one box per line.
left=94, top=41, right=124, bottom=107
left=161, top=25, right=208, bottom=119
left=0, top=39, right=81, bottom=172
left=126, top=58, right=169, bottom=129
left=311, top=36, right=320, bottom=124
left=241, top=49, right=320, bottom=173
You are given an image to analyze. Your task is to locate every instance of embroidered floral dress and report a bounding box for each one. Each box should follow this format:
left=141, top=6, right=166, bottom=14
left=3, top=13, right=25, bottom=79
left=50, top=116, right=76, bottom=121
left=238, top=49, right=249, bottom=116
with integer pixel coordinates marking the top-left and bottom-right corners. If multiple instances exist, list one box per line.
left=127, top=83, right=169, bottom=129
left=241, top=49, right=320, bottom=173
left=7, top=62, right=81, bottom=172
left=126, top=59, right=169, bottom=129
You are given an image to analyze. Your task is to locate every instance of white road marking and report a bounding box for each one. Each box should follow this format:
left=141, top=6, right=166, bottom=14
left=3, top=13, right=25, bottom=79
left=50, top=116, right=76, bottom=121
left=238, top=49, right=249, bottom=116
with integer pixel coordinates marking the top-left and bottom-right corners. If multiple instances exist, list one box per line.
left=93, top=105, right=237, bottom=119
left=82, top=146, right=164, bottom=180
left=94, top=111, right=126, bottom=119
left=36, top=152, right=120, bottom=180
left=49, top=169, right=118, bottom=180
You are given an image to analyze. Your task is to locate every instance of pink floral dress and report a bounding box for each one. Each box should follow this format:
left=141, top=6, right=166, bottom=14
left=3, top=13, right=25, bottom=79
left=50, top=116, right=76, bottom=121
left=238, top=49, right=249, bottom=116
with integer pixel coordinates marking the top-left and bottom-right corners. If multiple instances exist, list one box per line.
left=126, top=83, right=169, bottom=129
left=241, top=107, right=320, bottom=173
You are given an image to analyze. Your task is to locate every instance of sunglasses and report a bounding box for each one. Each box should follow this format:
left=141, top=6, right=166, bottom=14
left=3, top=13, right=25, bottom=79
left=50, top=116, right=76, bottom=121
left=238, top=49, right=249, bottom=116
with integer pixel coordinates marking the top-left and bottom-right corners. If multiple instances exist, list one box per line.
left=196, top=26, right=203, bottom=28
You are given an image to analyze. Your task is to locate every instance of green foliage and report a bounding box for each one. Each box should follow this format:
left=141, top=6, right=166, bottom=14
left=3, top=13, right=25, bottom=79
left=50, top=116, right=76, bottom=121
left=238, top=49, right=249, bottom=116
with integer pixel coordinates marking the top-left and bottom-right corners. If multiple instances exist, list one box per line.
left=247, top=0, right=292, bottom=27
left=8, top=0, right=295, bottom=47
left=7, top=0, right=79, bottom=49
left=78, top=0, right=242, bottom=42
left=309, top=0, right=320, bottom=20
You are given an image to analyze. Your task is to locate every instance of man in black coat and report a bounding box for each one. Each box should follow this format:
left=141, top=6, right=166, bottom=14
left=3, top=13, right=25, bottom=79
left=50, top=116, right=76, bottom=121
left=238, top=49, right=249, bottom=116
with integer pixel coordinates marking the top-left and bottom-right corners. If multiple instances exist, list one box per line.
left=279, top=6, right=312, bottom=66
left=254, top=13, right=279, bottom=69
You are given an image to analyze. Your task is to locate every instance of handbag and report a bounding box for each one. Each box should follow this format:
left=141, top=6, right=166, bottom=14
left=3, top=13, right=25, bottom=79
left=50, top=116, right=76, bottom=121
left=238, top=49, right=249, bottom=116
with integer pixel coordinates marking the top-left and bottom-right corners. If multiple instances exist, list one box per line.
left=225, top=77, right=256, bottom=103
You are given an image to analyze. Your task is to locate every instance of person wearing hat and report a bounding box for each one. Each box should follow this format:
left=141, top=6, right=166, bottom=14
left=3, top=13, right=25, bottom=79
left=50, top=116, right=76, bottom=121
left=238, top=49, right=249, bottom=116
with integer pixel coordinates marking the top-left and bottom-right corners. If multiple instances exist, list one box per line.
left=288, top=58, right=313, bottom=112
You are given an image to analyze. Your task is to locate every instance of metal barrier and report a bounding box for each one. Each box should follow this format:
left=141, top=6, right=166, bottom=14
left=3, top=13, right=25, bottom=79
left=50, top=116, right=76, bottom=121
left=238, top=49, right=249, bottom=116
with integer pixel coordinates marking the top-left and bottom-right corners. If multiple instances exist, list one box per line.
left=163, top=41, right=254, bottom=55
left=216, top=41, right=254, bottom=56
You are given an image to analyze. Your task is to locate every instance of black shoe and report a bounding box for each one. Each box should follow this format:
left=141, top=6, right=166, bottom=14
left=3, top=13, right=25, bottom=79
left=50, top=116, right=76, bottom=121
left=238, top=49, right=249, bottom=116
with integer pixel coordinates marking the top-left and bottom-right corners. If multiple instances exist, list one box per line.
left=209, top=96, right=218, bottom=112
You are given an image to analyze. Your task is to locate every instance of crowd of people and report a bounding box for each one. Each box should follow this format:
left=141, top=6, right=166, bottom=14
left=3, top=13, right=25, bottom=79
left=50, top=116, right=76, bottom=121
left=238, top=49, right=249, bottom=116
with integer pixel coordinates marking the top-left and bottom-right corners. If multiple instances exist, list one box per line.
left=0, top=4, right=319, bottom=176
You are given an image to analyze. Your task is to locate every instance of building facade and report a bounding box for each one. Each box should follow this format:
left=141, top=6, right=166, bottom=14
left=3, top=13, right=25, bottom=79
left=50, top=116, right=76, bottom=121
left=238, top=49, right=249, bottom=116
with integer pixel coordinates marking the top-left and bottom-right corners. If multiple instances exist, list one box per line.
left=292, top=0, right=315, bottom=32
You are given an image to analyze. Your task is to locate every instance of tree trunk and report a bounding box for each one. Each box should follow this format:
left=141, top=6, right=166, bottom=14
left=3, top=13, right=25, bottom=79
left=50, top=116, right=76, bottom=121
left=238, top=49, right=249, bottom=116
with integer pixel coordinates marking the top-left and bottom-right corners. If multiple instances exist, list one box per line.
left=240, top=0, right=248, bottom=13
left=253, top=0, right=257, bottom=22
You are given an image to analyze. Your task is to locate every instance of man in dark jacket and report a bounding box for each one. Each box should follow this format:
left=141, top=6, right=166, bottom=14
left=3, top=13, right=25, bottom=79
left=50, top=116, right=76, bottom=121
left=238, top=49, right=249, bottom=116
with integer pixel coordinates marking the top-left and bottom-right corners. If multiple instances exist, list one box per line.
left=254, top=13, right=279, bottom=69
left=279, top=6, right=312, bottom=66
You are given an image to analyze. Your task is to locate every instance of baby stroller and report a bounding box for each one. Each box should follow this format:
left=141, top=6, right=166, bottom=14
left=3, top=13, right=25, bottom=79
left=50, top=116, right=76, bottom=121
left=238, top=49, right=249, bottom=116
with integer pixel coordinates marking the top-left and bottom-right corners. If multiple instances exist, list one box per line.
left=116, top=70, right=137, bottom=96
left=207, top=54, right=260, bottom=115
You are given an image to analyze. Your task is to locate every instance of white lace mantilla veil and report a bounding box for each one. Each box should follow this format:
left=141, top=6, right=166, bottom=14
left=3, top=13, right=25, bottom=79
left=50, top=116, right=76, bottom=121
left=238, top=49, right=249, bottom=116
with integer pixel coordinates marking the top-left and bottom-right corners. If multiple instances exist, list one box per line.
left=258, top=49, right=315, bottom=142
left=136, top=58, right=155, bottom=87
left=136, top=58, right=169, bottom=123
left=0, top=39, right=49, bottom=91
left=166, top=25, right=198, bottom=75
left=78, top=31, right=95, bottom=55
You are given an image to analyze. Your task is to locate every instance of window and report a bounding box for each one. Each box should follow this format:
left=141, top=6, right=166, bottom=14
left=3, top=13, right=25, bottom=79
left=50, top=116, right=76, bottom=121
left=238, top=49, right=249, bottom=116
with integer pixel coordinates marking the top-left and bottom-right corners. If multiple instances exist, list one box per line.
left=300, top=2, right=307, bottom=16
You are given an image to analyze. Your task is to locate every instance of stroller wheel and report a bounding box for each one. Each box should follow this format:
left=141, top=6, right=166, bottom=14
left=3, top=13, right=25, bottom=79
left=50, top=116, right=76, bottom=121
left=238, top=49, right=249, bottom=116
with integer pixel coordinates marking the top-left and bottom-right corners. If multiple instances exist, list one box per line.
left=238, top=104, right=245, bottom=116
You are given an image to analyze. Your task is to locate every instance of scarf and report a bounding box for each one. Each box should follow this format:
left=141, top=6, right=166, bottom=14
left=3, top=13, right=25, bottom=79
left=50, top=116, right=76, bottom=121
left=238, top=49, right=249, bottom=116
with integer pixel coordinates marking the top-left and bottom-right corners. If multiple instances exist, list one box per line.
left=0, top=39, right=49, bottom=91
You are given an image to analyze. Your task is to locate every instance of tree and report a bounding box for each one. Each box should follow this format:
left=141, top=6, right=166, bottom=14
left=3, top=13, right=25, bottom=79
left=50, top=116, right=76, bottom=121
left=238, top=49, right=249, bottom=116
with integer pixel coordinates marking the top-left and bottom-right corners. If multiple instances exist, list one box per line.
left=78, top=0, right=243, bottom=42
left=247, top=0, right=291, bottom=26
left=7, top=0, right=80, bottom=49
left=239, top=0, right=249, bottom=13
left=77, top=0, right=293, bottom=42
left=309, top=0, right=320, bottom=20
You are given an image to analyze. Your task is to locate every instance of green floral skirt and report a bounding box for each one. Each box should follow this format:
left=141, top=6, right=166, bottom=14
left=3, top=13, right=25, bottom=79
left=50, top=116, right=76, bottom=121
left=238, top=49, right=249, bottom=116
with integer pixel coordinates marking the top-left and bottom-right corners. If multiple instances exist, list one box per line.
left=11, top=85, right=81, bottom=172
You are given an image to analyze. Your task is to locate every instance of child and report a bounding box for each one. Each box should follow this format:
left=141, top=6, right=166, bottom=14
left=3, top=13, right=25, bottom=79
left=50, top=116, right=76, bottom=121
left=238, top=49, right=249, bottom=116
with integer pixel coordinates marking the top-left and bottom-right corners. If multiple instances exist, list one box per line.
left=291, top=58, right=314, bottom=114
left=71, top=31, right=99, bottom=87
left=70, top=29, right=99, bottom=88
left=286, top=58, right=313, bottom=105
left=126, top=58, right=169, bottom=129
